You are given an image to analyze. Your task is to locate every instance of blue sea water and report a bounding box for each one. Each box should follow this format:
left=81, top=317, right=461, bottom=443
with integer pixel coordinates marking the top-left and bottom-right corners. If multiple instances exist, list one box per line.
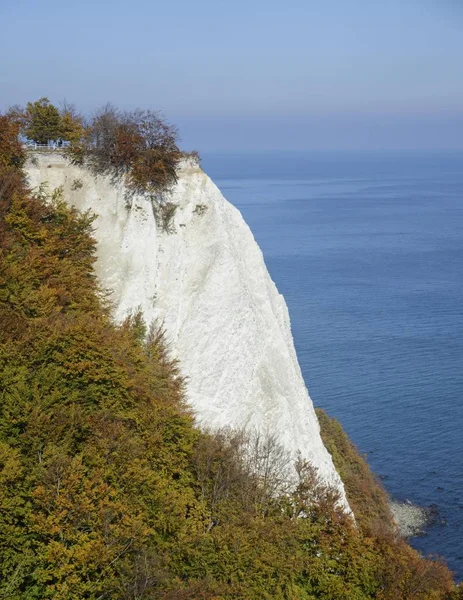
left=202, top=151, right=463, bottom=580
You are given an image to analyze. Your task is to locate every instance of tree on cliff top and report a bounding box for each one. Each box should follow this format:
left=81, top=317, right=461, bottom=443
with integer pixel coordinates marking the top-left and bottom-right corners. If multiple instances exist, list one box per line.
left=71, top=104, right=182, bottom=195
left=8, top=98, right=83, bottom=145
left=24, top=97, right=62, bottom=143
left=58, top=100, right=84, bottom=144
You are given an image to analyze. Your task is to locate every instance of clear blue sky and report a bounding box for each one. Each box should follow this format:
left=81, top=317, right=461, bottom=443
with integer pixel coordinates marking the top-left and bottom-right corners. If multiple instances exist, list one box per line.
left=1, top=0, right=462, bottom=151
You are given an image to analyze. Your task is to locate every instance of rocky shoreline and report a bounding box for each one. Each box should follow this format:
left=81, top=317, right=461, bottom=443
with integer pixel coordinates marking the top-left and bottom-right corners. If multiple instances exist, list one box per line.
left=390, top=500, right=438, bottom=538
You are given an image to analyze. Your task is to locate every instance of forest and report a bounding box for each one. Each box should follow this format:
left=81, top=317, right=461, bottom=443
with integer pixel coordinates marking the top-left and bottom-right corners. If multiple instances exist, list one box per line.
left=0, top=107, right=462, bottom=599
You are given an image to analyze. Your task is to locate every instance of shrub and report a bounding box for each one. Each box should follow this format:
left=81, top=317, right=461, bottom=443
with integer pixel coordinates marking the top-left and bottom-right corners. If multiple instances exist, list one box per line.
left=70, top=104, right=182, bottom=196
left=152, top=199, right=178, bottom=233
left=194, top=203, right=208, bottom=216
left=71, top=177, right=84, bottom=191
left=182, top=150, right=201, bottom=165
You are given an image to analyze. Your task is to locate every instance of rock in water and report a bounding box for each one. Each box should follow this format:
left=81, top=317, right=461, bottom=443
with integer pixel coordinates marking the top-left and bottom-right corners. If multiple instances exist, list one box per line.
left=26, top=154, right=350, bottom=511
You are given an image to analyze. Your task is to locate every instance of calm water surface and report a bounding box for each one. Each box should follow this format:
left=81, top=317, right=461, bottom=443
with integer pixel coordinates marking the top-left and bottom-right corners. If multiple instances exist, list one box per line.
left=202, top=151, right=463, bottom=579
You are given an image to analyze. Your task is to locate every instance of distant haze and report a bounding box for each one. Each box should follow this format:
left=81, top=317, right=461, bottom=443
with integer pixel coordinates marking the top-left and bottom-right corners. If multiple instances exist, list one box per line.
left=1, top=0, right=462, bottom=151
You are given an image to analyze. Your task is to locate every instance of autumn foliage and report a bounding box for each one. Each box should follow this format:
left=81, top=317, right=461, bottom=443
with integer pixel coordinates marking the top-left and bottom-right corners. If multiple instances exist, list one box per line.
left=0, top=111, right=459, bottom=598
left=69, top=104, right=182, bottom=195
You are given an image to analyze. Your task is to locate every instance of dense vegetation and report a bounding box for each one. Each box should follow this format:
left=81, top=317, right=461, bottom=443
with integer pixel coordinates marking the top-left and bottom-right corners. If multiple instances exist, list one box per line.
left=8, top=98, right=84, bottom=146
left=9, top=98, right=183, bottom=195
left=316, top=408, right=395, bottom=537
left=0, top=111, right=461, bottom=598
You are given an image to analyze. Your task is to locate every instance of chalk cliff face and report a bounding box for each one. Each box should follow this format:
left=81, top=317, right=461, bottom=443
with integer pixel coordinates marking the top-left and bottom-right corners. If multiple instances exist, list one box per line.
left=26, top=153, right=349, bottom=509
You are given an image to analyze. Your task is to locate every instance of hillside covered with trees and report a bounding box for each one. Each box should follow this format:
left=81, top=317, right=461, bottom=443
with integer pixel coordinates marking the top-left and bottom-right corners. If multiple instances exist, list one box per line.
left=0, top=107, right=462, bottom=599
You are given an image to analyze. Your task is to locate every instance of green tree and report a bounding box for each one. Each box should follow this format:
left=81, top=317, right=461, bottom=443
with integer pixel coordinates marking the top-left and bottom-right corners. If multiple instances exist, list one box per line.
left=25, top=97, right=61, bottom=144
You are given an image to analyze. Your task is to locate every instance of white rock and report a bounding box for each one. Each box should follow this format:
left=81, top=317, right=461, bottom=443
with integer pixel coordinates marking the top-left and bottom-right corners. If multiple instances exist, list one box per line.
left=26, top=153, right=350, bottom=510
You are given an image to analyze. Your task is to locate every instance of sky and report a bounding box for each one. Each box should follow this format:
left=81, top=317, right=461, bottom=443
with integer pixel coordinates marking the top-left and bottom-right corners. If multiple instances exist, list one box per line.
left=1, top=0, right=462, bottom=151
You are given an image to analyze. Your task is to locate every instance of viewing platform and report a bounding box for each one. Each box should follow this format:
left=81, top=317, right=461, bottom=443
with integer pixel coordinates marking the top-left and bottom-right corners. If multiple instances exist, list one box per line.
left=24, top=141, right=70, bottom=151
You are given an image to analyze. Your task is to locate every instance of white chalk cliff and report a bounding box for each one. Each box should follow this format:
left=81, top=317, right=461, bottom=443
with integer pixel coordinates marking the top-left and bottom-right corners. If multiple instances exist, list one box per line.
left=26, top=153, right=349, bottom=509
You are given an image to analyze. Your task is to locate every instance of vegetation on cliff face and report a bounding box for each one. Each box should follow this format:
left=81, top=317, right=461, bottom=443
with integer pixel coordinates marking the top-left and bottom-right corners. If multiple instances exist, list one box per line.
left=316, top=408, right=395, bottom=537
left=0, top=111, right=460, bottom=599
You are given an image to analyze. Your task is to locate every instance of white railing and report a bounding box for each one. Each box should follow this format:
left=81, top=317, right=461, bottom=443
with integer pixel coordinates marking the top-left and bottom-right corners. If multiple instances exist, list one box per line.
left=24, top=142, right=69, bottom=151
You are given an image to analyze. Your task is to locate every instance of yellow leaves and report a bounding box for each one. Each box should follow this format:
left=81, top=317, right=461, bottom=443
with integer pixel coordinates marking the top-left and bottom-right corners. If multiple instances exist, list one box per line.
left=30, top=449, right=154, bottom=597
left=0, top=441, right=22, bottom=485
left=5, top=196, right=47, bottom=243
left=59, top=111, right=84, bottom=145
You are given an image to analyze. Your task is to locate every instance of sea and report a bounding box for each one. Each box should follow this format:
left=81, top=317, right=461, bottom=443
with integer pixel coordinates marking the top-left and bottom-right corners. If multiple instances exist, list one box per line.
left=202, top=150, right=463, bottom=580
